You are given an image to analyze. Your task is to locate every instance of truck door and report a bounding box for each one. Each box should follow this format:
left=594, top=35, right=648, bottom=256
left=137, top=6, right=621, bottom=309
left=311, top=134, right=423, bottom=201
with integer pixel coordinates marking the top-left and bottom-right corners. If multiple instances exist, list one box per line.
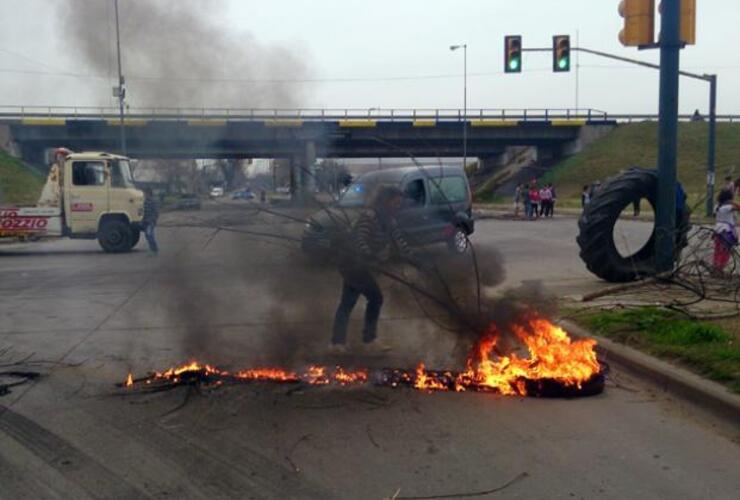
left=108, top=159, right=139, bottom=220
left=66, top=160, right=109, bottom=234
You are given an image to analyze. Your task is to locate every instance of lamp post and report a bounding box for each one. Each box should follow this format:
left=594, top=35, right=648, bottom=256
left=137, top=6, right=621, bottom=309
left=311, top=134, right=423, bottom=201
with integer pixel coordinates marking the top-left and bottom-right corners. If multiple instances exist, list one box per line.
left=114, top=0, right=126, bottom=156
left=450, top=44, right=467, bottom=170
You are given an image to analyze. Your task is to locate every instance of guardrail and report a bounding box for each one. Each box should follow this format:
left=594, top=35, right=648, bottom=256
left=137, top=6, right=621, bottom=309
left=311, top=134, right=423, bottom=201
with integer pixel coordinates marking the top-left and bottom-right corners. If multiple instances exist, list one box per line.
left=0, top=105, right=737, bottom=123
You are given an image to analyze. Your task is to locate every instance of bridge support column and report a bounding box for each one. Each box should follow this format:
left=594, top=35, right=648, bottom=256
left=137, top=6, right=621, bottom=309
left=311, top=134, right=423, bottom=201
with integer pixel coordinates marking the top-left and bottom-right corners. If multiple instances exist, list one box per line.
left=290, top=141, right=317, bottom=204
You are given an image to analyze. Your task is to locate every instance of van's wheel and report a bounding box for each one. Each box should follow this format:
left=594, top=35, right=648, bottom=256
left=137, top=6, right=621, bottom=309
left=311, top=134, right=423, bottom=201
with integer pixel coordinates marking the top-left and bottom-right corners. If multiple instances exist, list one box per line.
left=98, top=220, right=134, bottom=253
left=577, top=168, right=691, bottom=283
left=447, top=227, right=470, bottom=254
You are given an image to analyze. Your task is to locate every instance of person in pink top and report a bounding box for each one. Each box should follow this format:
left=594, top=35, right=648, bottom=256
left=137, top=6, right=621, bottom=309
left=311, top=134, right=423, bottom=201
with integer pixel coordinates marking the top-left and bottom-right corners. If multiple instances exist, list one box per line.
left=528, top=185, right=541, bottom=219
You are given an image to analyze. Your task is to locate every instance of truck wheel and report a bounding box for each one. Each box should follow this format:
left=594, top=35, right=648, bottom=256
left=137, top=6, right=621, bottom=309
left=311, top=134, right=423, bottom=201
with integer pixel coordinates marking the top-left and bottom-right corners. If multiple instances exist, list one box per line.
left=131, top=229, right=141, bottom=248
left=98, top=220, right=134, bottom=253
left=577, top=168, right=691, bottom=283
left=447, top=227, right=470, bottom=255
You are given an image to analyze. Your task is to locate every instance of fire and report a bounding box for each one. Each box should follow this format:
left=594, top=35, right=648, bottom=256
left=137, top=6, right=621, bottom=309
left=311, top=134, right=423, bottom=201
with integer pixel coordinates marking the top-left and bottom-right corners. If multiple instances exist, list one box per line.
left=120, top=315, right=603, bottom=398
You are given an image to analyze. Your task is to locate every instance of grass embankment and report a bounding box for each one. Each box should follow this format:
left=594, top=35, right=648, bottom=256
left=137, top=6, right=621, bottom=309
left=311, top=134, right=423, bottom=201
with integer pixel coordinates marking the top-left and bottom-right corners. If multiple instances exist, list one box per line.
left=0, top=149, right=44, bottom=205
left=577, top=307, right=739, bottom=393
left=540, top=122, right=740, bottom=209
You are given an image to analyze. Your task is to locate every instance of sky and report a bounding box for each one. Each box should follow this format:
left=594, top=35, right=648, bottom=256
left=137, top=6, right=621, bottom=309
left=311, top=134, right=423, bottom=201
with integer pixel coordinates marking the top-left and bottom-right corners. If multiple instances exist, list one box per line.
left=1, top=0, right=738, bottom=114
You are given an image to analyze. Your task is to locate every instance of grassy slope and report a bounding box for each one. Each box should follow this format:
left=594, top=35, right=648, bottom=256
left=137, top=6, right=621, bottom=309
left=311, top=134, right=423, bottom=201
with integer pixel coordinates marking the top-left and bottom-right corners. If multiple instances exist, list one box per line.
left=0, top=149, right=44, bottom=206
left=540, top=122, right=740, bottom=207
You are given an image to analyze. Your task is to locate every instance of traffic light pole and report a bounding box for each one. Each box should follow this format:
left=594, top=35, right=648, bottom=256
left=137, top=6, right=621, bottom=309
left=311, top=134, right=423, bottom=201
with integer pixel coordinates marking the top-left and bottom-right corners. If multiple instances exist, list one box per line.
left=523, top=44, right=718, bottom=218
left=114, top=0, right=126, bottom=156
left=655, top=0, right=681, bottom=273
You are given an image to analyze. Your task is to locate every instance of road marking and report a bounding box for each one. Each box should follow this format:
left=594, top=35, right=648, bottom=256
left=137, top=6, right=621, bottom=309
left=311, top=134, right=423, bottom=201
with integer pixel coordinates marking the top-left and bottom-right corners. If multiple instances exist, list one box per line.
left=413, top=120, right=437, bottom=127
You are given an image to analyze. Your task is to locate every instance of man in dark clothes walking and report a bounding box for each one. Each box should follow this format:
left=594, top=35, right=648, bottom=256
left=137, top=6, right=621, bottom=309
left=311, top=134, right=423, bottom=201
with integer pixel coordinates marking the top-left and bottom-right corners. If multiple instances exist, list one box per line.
left=330, top=186, right=415, bottom=353
left=142, top=188, right=160, bottom=255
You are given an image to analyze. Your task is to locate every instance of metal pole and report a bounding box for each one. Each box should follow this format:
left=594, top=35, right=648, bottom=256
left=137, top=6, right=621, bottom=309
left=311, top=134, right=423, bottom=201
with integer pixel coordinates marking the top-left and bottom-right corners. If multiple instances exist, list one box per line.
left=114, top=0, right=126, bottom=156
left=575, top=30, right=580, bottom=112
left=463, top=45, right=468, bottom=170
left=705, top=74, right=718, bottom=217
left=655, top=0, right=681, bottom=273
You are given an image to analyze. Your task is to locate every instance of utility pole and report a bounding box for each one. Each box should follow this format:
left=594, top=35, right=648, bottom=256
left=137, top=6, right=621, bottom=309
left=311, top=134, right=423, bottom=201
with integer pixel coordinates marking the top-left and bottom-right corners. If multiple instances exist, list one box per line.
left=114, top=0, right=126, bottom=156
left=655, top=0, right=681, bottom=273
left=450, top=44, right=468, bottom=170
left=705, top=74, right=717, bottom=217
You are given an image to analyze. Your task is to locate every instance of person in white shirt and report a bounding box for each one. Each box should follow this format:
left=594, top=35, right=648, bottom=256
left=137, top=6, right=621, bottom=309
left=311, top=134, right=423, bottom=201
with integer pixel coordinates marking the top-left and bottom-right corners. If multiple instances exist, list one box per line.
left=713, top=189, right=739, bottom=273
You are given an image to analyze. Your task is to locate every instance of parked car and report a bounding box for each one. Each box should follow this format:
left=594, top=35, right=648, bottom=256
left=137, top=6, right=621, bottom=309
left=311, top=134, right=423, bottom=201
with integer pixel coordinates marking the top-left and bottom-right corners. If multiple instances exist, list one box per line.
left=302, top=165, right=474, bottom=259
left=210, top=186, right=224, bottom=197
left=232, top=189, right=254, bottom=200
left=175, top=194, right=201, bottom=210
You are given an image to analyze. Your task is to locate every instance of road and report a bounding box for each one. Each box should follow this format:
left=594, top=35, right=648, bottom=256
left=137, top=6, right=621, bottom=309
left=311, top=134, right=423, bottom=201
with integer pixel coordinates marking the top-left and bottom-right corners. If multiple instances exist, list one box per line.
left=0, top=204, right=737, bottom=499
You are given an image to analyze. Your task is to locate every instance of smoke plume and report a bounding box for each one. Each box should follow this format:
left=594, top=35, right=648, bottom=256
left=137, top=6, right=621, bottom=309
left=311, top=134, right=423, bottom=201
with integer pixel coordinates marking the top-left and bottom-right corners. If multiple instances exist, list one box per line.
left=61, top=0, right=313, bottom=108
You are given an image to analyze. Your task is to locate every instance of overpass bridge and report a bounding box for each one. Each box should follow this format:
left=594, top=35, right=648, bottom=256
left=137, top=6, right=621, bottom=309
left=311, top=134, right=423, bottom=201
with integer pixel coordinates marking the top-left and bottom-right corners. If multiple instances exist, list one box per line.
left=0, top=106, right=616, bottom=168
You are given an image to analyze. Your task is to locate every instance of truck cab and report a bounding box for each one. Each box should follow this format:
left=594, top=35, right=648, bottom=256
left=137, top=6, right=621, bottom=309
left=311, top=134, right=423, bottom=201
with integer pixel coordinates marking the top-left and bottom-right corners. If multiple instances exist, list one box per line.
left=62, top=151, right=144, bottom=252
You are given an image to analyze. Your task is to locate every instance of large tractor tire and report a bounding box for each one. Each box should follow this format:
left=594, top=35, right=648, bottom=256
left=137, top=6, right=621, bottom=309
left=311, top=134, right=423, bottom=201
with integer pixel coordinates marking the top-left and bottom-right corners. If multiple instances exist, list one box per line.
left=98, top=219, right=135, bottom=253
left=577, top=168, right=691, bottom=283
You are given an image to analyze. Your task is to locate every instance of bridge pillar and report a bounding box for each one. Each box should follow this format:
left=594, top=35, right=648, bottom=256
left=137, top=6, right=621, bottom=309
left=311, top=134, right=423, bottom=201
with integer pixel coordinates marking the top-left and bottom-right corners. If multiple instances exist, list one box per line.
left=289, top=141, right=317, bottom=204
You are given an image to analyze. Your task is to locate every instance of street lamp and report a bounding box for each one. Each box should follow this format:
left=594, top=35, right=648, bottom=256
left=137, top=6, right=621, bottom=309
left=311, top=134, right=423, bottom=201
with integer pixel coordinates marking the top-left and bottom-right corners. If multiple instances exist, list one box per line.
left=450, top=44, right=467, bottom=170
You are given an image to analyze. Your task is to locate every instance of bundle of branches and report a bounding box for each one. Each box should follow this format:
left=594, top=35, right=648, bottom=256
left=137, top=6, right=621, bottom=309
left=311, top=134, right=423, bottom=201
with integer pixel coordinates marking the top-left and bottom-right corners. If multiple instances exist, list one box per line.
left=584, top=226, right=740, bottom=320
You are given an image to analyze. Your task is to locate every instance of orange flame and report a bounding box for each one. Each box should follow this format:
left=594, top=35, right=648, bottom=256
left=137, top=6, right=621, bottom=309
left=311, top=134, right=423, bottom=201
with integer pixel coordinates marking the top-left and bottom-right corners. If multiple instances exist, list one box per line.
left=123, top=316, right=599, bottom=397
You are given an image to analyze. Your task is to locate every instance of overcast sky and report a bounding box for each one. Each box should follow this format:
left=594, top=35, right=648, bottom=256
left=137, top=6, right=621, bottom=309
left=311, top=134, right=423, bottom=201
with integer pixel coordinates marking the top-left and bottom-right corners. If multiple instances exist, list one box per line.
left=1, top=0, right=738, bottom=114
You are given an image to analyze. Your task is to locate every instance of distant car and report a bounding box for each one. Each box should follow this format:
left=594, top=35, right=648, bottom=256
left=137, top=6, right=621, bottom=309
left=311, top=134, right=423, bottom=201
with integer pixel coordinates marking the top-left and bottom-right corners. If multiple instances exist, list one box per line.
left=232, top=189, right=254, bottom=200
left=175, top=194, right=201, bottom=210
left=302, top=165, right=474, bottom=258
left=210, top=186, right=224, bottom=197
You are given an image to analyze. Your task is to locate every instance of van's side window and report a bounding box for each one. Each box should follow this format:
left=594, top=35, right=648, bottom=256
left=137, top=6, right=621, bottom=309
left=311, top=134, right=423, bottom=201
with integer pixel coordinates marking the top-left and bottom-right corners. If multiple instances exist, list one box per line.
left=72, top=161, right=106, bottom=187
left=429, top=176, right=468, bottom=204
left=404, top=179, right=426, bottom=207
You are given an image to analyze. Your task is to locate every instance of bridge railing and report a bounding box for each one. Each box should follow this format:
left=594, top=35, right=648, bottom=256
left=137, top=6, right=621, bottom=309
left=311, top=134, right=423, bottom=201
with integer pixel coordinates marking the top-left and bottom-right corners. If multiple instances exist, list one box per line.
left=0, top=105, right=738, bottom=123
left=0, top=105, right=612, bottom=122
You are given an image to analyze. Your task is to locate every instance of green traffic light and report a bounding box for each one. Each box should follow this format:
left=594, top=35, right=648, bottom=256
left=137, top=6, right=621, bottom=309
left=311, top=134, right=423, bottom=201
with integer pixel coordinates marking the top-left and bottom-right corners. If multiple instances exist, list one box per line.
left=558, top=58, right=569, bottom=70
left=509, top=59, right=520, bottom=71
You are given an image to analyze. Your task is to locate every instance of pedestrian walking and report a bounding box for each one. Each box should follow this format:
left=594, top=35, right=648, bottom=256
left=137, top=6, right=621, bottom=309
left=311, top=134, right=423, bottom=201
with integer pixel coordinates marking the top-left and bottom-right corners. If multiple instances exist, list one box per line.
left=331, top=186, right=415, bottom=353
left=142, top=188, right=159, bottom=255
left=513, top=183, right=523, bottom=217
left=549, top=183, right=557, bottom=217
left=581, top=185, right=591, bottom=208
left=712, top=189, right=739, bottom=275
left=522, top=184, right=532, bottom=219
left=540, top=184, right=554, bottom=218
left=529, top=184, right=541, bottom=218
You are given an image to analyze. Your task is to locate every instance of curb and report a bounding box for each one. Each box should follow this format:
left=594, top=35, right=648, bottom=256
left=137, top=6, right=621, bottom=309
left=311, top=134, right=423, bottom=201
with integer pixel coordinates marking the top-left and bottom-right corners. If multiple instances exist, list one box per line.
left=561, top=320, right=740, bottom=429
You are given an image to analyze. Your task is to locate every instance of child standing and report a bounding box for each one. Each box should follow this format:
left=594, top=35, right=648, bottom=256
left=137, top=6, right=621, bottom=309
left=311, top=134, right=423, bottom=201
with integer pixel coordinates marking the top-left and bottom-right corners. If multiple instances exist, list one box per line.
left=713, top=189, right=739, bottom=274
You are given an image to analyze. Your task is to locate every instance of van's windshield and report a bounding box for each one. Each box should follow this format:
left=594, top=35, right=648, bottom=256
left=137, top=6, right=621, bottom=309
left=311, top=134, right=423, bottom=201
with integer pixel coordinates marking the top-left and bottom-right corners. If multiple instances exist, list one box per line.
left=110, top=160, right=135, bottom=189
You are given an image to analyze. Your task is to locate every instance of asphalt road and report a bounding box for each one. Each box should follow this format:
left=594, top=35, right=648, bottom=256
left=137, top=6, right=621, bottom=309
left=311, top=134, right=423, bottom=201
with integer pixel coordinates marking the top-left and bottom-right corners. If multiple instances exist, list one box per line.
left=0, top=205, right=737, bottom=499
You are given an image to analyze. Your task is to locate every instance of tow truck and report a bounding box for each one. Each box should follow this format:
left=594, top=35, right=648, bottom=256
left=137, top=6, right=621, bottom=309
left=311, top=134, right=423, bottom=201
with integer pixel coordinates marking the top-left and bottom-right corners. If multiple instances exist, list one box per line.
left=0, top=148, right=144, bottom=253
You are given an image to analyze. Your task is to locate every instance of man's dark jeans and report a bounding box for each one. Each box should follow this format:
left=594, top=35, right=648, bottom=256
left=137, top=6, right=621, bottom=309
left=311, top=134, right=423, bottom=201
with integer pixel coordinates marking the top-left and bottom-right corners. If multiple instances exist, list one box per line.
left=332, top=267, right=383, bottom=345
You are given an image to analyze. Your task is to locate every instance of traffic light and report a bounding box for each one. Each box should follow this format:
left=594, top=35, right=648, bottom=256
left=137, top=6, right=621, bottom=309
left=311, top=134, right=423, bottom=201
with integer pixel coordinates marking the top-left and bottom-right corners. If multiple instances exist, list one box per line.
left=679, top=0, right=696, bottom=45
left=619, top=0, right=655, bottom=47
left=504, top=35, right=522, bottom=73
left=553, top=35, right=571, bottom=72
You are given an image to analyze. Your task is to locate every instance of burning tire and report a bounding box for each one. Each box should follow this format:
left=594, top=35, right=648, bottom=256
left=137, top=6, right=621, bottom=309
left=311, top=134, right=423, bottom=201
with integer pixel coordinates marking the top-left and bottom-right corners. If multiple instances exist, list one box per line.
left=577, top=168, right=691, bottom=283
left=98, top=219, right=135, bottom=253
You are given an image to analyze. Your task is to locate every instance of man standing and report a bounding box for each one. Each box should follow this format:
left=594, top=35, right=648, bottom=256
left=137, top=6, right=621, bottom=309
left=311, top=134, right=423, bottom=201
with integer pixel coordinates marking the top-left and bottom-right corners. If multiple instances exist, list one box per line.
left=142, top=188, right=159, bottom=255
left=331, top=186, right=414, bottom=353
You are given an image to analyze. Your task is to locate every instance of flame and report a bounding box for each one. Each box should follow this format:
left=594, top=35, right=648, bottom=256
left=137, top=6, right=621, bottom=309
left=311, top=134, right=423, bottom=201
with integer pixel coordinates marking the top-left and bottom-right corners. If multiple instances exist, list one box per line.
left=122, top=315, right=600, bottom=397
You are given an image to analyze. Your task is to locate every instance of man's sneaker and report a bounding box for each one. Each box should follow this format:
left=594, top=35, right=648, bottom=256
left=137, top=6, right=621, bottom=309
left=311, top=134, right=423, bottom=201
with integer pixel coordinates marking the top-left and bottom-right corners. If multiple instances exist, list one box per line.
left=327, top=343, right=347, bottom=355
left=361, top=340, right=394, bottom=353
